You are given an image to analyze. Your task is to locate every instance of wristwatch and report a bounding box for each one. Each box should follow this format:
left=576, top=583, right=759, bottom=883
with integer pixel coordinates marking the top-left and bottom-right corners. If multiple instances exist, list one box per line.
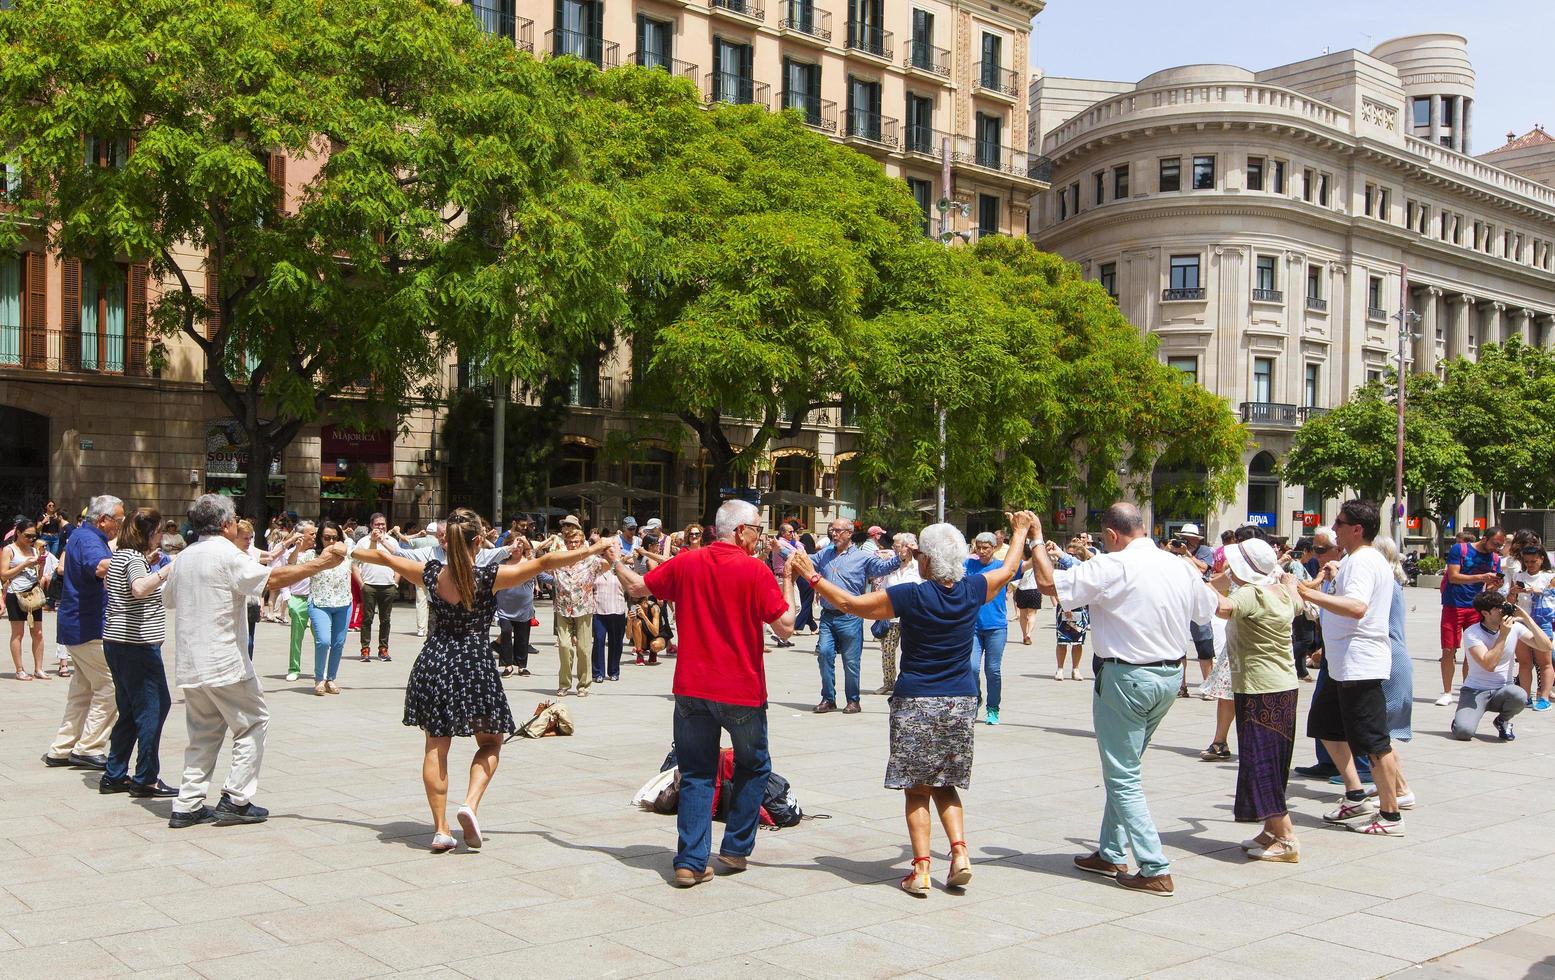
left=808, top=573, right=821, bottom=586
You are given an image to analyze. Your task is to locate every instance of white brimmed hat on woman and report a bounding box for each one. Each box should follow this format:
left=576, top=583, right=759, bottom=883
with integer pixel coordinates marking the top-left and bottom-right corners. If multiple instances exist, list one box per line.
left=1224, top=537, right=1281, bottom=587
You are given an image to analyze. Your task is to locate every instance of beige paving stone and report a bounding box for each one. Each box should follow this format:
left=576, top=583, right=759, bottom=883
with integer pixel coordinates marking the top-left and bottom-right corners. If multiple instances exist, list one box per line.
left=452, top=936, right=673, bottom=980
left=93, top=919, right=284, bottom=972
left=341, top=917, right=528, bottom=972
left=0, top=939, right=128, bottom=979
left=1021, top=922, right=1213, bottom=976
left=189, top=939, right=390, bottom=980
left=612, top=909, right=810, bottom=967
left=143, top=883, right=302, bottom=926
left=1212, top=933, right=1414, bottom=980
left=1295, top=912, right=1479, bottom=964
left=365, top=876, right=554, bottom=924
left=478, top=892, right=677, bottom=945
left=750, top=932, right=931, bottom=979
left=246, top=897, right=415, bottom=945
left=2, top=898, right=175, bottom=947
left=1371, top=893, right=1536, bottom=940
left=6, top=867, right=204, bottom=913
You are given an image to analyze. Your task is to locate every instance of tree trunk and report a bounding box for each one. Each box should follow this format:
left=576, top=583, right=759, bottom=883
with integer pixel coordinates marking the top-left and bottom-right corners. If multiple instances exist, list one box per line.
left=244, top=424, right=273, bottom=529
left=701, top=443, right=732, bottom=527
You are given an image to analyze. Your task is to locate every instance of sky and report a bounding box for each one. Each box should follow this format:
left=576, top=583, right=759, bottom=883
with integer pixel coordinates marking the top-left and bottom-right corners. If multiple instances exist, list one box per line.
left=1027, top=0, right=1555, bottom=156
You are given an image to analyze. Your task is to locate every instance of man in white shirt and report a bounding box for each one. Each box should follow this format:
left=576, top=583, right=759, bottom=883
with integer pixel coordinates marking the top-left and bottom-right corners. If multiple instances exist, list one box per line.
left=1295, top=499, right=1406, bottom=837
left=162, top=494, right=346, bottom=829
left=355, top=512, right=399, bottom=663
left=1452, top=591, right=1544, bottom=741
left=1031, top=502, right=1217, bottom=898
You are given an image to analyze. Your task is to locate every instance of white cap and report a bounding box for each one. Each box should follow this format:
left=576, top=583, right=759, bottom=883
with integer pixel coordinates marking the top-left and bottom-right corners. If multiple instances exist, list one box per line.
left=644, top=518, right=663, bottom=531
left=424, top=521, right=440, bottom=535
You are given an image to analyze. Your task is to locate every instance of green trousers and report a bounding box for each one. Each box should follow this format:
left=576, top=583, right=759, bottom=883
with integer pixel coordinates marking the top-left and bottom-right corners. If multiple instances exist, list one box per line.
left=1093, top=661, right=1180, bottom=877
left=286, top=596, right=312, bottom=674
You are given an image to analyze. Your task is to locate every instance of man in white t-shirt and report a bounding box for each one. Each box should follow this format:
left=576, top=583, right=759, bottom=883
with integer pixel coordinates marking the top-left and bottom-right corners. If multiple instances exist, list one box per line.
left=1294, top=499, right=1405, bottom=837
left=1451, top=591, right=1545, bottom=741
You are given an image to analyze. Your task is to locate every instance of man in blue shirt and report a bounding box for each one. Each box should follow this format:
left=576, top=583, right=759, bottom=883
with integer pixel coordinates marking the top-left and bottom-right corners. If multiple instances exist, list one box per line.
left=966, top=532, right=1016, bottom=725
left=45, top=494, right=125, bottom=769
left=811, top=519, right=900, bottom=713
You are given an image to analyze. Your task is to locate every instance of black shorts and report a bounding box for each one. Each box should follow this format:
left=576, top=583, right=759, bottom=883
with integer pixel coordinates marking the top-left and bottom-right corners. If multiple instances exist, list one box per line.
left=1014, top=588, right=1042, bottom=610
left=1306, top=676, right=1391, bottom=757
left=4, top=592, right=42, bottom=623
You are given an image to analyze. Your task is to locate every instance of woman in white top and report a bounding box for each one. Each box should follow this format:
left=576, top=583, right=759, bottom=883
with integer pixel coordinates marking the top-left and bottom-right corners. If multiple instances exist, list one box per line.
left=3, top=516, right=53, bottom=680
left=1014, top=538, right=1043, bottom=645
left=590, top=558, right=629, bottom=682
left=305, top=521, right=357, bottom=696
left=873, top=533, right=923, bottom=695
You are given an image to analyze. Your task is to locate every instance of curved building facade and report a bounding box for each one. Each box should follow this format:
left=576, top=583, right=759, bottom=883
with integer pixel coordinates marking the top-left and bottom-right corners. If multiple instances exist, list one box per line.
left=1027, top=37, right=1555, bottom=542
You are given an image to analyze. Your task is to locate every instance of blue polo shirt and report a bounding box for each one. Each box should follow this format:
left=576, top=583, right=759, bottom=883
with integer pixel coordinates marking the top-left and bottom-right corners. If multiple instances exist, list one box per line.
left=965, top=556, right=1009, bottom=631
left=1443, top=541, right=1500, bottom=609
left=57, top=523, right=112, bottom=645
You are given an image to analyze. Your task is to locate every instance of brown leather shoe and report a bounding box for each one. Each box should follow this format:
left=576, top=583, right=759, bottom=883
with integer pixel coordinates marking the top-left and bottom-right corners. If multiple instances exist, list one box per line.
left=672, top=867, right=714, bottom=888
left=1116, top=871, right=1174, bottom=896
left=842, top=701, right=861, bottom=714
left=1073, top=852, right=1128, bottom=877
left=715, top=854, right=748, bottom=874
left=813, top=700, right=837, bottom=714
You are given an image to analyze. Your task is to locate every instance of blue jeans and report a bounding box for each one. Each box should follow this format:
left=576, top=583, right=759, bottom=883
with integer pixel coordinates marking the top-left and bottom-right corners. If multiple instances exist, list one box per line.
left=1094, top=661, right=1180, bottom=877
left=795, top=579, right=817, bottom=632
left=672, top=695, right=770, bottom=872
left=591, top=612, right=626, bottom=680
left=816, top=609, right=863, bottom=704
left=102, top=641, right=171, bottom=785
left=308, top=603, right=350, bottom=681
left=971, top=627, right=1008, bottom=712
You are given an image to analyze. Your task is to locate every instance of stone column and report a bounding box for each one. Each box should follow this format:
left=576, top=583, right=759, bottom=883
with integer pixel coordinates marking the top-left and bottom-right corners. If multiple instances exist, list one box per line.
left=1417, top=287, right=1440, bottom=375
left=1447, top=293, right=1474, bottom=361
left=1429, top=94, right=1442, bottom=145
left=1488, top=301, right=1506, bottom=346
left=1518, top=309, right=1535, bottom=345
left=1461, top=96, right=1473, bottom=154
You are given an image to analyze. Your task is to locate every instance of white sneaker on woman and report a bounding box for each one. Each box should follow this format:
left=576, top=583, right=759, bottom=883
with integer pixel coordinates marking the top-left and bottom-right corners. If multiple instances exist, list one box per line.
left=456, top=805, right=482, bottom=850
left=1434, top=692, right=1454, bottom=707
left=1053, top=670, right=1064, bottom=681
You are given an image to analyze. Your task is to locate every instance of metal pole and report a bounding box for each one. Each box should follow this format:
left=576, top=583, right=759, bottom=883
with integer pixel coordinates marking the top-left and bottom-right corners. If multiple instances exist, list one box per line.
left=936, top=403, right=946, bottom=524
left=492, top=372, right=506, bottom=526
left=1395, top=264, right=1409, bottom=543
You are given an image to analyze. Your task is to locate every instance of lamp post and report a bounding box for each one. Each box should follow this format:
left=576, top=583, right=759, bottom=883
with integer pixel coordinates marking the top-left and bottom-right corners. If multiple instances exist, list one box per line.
left=933, top=137, right=969, bottom=525
left=1394, top=265, right=1422, bottom=543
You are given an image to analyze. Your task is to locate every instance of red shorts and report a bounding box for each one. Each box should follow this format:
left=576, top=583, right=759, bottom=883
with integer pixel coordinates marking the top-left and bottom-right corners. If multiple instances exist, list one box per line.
left=1440, top=605, right=1480, bottom=650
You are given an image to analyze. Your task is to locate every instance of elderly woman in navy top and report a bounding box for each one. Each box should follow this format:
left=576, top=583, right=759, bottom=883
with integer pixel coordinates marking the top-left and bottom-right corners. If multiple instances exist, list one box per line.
left=789, top=511, right=1036, bottom=895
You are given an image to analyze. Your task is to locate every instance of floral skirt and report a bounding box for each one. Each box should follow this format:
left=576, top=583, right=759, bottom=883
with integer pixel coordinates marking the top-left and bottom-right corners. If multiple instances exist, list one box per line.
left=1233, top=689, right=1297, bottom=821
left=885, top=696, right=977, bottom=790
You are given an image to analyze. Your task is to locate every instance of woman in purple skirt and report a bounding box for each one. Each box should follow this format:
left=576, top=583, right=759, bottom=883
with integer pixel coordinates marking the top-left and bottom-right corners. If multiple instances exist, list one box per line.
left=1206, top=537, right=1302, bottom=863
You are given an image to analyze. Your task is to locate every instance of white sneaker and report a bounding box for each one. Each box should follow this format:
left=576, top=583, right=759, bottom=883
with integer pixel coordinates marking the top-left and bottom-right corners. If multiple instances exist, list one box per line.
left=1434, top=692, right=1454, bottom=707
left=1323, top=797, right=1379, bottom=823
left=1350, top=815, right=1406, bottom=837
left=456, top=804, right=482, bottom=849
left=285, top=671, right=299, bottom=682
left=1363, top=787, right=1417, bottom=810
left=1071, top=670, right=1085, bottom=681
left=1053, top=670, right=1065, bottom=681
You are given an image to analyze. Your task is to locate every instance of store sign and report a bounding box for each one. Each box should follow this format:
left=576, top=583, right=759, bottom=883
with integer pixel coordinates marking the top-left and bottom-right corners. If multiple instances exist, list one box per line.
left=1406, top=516, right=1422, bottom=530
left=205, top=419, right=281, bottom=477
left=1246, top=512, right=1276, bottom=528
left=1472, top=517, right=1487, bottom=529
left=1445, top=516, right=1457, bottom=530
left=1302, top=512, right=1321, bottom=528
left=321, top=425, right=393, bottom=480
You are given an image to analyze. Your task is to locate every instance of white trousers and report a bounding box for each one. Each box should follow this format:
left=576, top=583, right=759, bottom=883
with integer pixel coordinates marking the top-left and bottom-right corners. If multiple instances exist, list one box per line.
left=415, top=586, right=428, bottom=632
left=47, top=640, right=117, bottom=759
left=175, top=675, right=269, bottom=812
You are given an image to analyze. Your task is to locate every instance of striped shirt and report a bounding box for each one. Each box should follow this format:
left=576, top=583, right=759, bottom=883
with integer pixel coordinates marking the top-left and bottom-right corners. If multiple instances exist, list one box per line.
left=104, top=550, right=166, bottom=645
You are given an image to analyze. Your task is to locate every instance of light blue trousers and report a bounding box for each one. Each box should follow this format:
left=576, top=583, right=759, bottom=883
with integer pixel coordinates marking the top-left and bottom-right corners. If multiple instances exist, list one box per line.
left=1094, top=661, right=1180, bottom=877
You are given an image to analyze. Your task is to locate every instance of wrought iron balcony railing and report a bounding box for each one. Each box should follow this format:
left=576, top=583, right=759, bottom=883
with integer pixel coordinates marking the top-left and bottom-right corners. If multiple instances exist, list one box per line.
left=973, top=61, right=1019, bottom=97
left=843, top=109, right=898, bottom=149
left=1241, top=401, right=1299, bottom=427
left=777, top=1, right=831, bottom=41
left=780, top=91, right=838, bottom=132
left=846, top=22, right=893, bottom=59
left=904, top=39, right=950, bottom=76
left=545, top=28, right=619, bottom=68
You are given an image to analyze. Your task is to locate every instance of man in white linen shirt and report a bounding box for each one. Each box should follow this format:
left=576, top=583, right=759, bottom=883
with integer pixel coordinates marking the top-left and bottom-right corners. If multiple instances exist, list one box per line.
left=163, top=494, right=346, bottom=829
left=1293, top=498, right=1406, bottom=837
left=1030, top=502, right=1216, bottom=898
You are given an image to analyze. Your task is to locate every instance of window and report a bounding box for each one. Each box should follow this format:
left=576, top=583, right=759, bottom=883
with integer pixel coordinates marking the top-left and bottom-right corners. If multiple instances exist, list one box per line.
left=977, top=193, right=1000, bottom=237
left=1169, top=254, right=1200, bottom=290
left=555, top=0, right=604, bottom=62
left=904, top=93, right=934, bottom=152
left=1441, top=98, right=1455, bottom=127
left=1366, top=368, right=1383, bottom=386
left=1271, top=159, right=1286, bottom=194
left=1094, top=171, right=1105, bottom=206
left=1406, top=199, right=1417, bottom=229
left=0, top=253, right=19, bottom=367
left=1068, top=183, right=1079, bottom=217
left=1317, top=172, right=1330, bottom=207
left=77, top=262, right=129, bottom=373
left=909, top=9, right=935, bottom=70
left=1378, top=188, right=1390, bottom=220
left=906, top=177, right=933, bottom=236
left=783, top=59, right=823, bottom=127
left=846, top=75, right=882, bottom=140
left=1368, top=275, right=1384, bottom=310
left=1113, top=164, right=1129, bottom=199
left=979, top=31, right=1003, bottom=84
left=1302, top=168, right=1315, bottom=203
left=1192, top=155, right=1215, bottom=190
left=1306, top=265, right=1322, bottom=300
left=1252, top=357, right=1273, bottom=403
left=1255, top=255, right=1277, bottom=293
left=975, top=112, right=1002, bottom=169
left=569, top=351, right=601, bottom=407
left=1058, top=186, right=1068, bottom=221
left=84, top=135, right=129, bottom=169
left=470, top=0, right=516, bottom=39
left=1168, top=356, right=1198, bottom=383
left=1303, top=364, right=1320, bottom=407
left=713, top=38, right=755, bottom=103
left=1364, top=184, right=1374, bottom=216
left=1411, top=98, right=1430, bottom=129
left=1159, top=157, right=1181, bottom=192
left=1099, top=262, right=1117, bottom=299
left=636, top=14, right=672, bottom=69
left=1246, top=156, right=1264, bottom=191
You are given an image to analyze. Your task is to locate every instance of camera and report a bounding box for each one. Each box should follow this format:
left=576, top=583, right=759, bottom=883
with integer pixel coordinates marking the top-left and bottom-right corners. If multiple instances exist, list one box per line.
left=1169, top=538, right=1184, bottom=549
left=1502, top=602, right=1518, bottom=616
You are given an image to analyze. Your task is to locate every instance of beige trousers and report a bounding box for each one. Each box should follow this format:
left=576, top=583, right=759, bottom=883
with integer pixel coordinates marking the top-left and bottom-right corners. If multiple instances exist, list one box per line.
left=556, top=614, right=592, bottom=691
left=174, top=675, right=269, bottom=812
left=47, top=640, right=117, bottom=760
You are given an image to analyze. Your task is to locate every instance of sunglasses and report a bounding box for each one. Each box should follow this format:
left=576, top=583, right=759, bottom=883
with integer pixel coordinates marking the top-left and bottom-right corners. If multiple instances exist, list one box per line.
left=687, top=531, right=703, bottom=538
left=20, top=533, right=37, bottom=541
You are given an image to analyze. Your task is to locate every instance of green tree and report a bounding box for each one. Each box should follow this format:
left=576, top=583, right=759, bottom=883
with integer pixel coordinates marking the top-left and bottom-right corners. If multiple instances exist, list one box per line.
left=1434, top=337, right=1555, bottom=514
left=573, top=68, right=925, bottom=523
left=440, top=380, right=569, bottom=513
left=0, top=0, right=640, bottom=524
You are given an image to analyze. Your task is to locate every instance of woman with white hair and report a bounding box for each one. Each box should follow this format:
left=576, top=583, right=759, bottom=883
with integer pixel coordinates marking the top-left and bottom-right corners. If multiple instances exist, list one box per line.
left=1207, top=536, right=1302, bottom=862
left=790, top=512, right=1037, bottom=895
left=1369, top=537, right=1416, bottom=806
left=871, top=532, right=921, bottom=695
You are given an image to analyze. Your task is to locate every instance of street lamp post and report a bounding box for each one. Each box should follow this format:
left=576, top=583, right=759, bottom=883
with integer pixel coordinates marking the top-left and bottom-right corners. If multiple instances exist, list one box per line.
left=933, top=137, right=969, bottom=525
left=1394, top=265, right=1422, bottom=543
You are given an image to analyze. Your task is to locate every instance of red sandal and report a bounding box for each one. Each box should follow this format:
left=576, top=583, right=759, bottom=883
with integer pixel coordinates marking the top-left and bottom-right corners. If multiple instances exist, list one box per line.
left=947, top=840, right=972, bottom=888
left=901, top=856, right=931, bottom=895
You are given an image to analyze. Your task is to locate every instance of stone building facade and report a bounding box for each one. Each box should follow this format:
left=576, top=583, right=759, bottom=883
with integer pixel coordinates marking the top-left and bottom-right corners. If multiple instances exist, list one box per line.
left=1027, top=34, right=1555, bottom=543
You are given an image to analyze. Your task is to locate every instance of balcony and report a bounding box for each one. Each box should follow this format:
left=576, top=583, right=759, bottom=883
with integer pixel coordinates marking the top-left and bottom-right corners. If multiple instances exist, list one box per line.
left=780, top=91, right=837, bottom=133
left=0, top=329, right=150, bottom=377
left=1367, top=306, right=1388, bottom=322
left=953, top=137, right=1045, bottom=183
left=1162, top=287, right=1205, bottom=301
left=1306, top=295, right=1328, bottom=313
left=777, top=2, right=831, bottom=43
left=842, top=109, right=898, bottom=150
left=846, top=22, right=893, bottom=61
left=1252, top=288, right=1283, bottom=303
left=710, top=0, right=765, bottom=22
left=1299, top=405, right=1330, bottom=423
left=903, top=124, right=951, bottom=159
left=904, top=39, right=951, bottom=78
left=973, top=61, right=1020, bottom=99
left=1241, top=401, right=1299, bottom=428
left=545, top=29, right=619, bottom=69
left=705, top=72, right=770, bottom=107
left=632, top=51, right=698, bottom=81
left=466, top=3, right=534, bottom=52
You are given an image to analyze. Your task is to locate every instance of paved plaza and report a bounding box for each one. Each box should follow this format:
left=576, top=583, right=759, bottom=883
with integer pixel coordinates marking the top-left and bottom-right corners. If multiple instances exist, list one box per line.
left=2, top=587, right=1553, bottom=979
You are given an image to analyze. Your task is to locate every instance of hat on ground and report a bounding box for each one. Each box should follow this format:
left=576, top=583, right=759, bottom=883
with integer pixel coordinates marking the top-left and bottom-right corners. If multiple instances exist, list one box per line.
left=1179, top=523, right=1203, bottom=538
left=559, top=514, right=582, bottom=529
left=621, top=516, right=638, bottom=529
left=867, top=525, right=885, bottom=536
left=1225, top=537, right=1281, bottom=587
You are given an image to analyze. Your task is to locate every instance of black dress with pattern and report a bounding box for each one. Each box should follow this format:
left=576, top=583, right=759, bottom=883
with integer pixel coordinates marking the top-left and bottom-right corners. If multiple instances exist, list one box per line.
left=403, top=560, right=516, bottom=737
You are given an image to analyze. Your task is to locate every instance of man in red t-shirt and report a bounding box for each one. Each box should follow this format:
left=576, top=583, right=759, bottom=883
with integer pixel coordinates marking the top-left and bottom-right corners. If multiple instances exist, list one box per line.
left=609, top=499, right=795, bottom=888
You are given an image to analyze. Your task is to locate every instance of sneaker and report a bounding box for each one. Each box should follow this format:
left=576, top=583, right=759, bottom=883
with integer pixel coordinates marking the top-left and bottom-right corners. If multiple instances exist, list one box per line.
left=1053, top=670, right=1065, bottom=681
left=430, top=832, right=457, bottom=854
left=1434, top=692, right=1455, bottom=707
left=456, top=804, right=482, bottom=850
left=359, top=651, right=371, bottom=663
left=1534, top=698, right=1551, bottom=712
left=1323, top=797, right=1379, bottom=823
left=1071, top=669, right=1086, bottom=681
left=377, top=652, right=391, bottom=662
left=1329, top=774, right=1375, bottom=790
left=214, top=794, right=269, bottom=825
left=1351, top=815, right=1406, bottom=837
left=168, top=806, right=218, bottom=829
left=1495, top=718, right=1516, bottom=742
left=985, top=710, right=1000, bottom=725
left=636, top=654, right=646, bottom=666
left=1363, top=787, right=1417, bottom=809
left=285, top=671, right=300, bottom=682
